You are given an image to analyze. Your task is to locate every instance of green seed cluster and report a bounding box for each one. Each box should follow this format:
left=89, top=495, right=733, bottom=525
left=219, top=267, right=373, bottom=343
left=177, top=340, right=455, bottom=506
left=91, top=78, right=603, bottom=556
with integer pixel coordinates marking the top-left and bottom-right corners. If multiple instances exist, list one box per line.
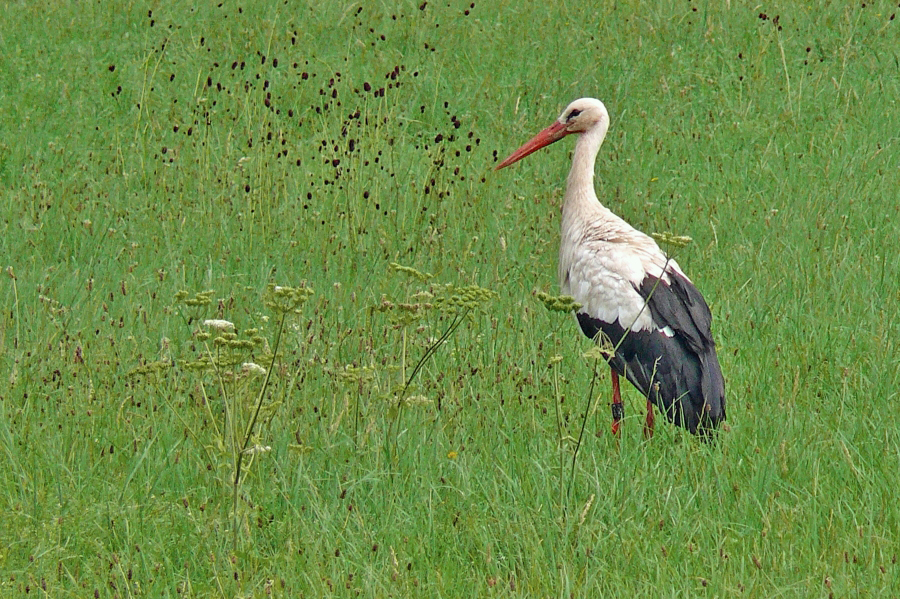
left=371, top=297, right=433, bottom=327
left=174, top=289, right=215, bottom=307
left=371, top=279, right=496, bottom=326
left=535, top=291, right=582, bottom=314
left=332, top=364, right=376, bottom=385
left=389, top=262, right=434, bottom=282
left=263, top=283, right=315, bottom=315
left=650, top=232, right=693, bottom=248
left=127, top=359, right=174, bottom=378
left=432, top=283, right=498, bottom=314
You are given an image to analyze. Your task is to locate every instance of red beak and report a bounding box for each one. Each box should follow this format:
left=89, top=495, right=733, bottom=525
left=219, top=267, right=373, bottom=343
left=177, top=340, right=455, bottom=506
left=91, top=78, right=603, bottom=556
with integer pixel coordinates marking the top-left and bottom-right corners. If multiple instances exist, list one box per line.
left=495, top=120, right=569, bottom=170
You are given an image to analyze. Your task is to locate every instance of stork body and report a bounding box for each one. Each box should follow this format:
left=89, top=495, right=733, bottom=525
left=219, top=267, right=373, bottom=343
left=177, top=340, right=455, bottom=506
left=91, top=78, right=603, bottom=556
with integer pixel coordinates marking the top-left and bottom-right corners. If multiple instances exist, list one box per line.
left=497, top=98, right=725, bottom=435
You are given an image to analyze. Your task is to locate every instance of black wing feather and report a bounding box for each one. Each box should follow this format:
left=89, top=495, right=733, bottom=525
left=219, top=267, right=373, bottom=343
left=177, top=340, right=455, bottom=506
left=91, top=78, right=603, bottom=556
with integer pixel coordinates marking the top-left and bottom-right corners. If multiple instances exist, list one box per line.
left=576, top=269, right=725, bottom=435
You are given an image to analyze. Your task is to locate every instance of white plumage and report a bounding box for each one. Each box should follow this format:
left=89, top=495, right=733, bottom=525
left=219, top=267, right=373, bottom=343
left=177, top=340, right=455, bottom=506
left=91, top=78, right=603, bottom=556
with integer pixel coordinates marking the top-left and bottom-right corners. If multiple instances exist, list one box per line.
left=497, top=98, right=725, bottom=436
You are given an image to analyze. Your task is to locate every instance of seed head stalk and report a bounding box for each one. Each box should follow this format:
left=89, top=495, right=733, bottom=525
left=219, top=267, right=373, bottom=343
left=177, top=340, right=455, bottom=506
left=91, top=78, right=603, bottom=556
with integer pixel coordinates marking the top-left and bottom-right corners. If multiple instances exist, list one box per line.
left=230, top=305, right=286, bottom=549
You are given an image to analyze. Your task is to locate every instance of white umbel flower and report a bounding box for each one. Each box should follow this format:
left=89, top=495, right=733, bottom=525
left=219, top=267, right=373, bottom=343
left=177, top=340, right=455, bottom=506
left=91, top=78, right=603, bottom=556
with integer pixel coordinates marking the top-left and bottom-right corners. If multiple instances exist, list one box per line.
left=242, top=362, right=267, bottom=377
left=203, top=319, right=235, bottom=331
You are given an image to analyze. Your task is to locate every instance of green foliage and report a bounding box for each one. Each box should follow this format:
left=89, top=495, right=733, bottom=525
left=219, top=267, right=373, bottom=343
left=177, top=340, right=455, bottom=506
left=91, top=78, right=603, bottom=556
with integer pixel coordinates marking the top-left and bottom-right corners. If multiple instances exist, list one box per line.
left=367, top=267, right=497, bottom=439
left=132, top=285, right=315, bottom=549
left=2, top=1, right=899, bottom=597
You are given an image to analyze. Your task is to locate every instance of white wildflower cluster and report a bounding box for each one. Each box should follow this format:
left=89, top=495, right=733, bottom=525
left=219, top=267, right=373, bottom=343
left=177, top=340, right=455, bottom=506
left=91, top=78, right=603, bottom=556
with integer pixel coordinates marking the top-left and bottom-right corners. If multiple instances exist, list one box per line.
left=241, top=362, right=267, bottom=377
left=203, top=319, right=235, bottom=331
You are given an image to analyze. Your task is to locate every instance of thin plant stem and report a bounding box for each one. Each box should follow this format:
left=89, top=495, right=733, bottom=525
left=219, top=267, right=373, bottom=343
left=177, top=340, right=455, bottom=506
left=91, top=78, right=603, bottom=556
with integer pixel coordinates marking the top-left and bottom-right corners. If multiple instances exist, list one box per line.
left=387, top=308, right=470, bottom=464
left=232, top=310, right=287, bottom=549
left=569, top=361, right=599, bottom=500
left=204, top=342, right=233, bottom=459
left=401, top=308, right=469, bottom=401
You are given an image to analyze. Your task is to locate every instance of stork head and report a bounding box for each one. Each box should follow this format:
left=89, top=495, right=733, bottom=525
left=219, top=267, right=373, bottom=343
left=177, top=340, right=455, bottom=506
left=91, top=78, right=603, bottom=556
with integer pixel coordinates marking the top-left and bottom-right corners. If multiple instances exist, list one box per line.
left=496, top=98, right=609, bottom=170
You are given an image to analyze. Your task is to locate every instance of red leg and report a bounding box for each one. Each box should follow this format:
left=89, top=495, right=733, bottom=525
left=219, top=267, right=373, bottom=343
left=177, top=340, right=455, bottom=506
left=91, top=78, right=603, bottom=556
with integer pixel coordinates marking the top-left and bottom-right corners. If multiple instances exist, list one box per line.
left=610, top=369, right=623, bottom=436
left=643, top=399, right=655, bottom=439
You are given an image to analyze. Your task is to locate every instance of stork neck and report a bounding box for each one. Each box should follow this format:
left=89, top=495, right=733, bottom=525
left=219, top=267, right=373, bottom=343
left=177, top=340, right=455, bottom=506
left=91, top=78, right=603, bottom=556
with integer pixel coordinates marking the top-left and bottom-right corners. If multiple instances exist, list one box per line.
left=565, top=126, right=606, bottom=204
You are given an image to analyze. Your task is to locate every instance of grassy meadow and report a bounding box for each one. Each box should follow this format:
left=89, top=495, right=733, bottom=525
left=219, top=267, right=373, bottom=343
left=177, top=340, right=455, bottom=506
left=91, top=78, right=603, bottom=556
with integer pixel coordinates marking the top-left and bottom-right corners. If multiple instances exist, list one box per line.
left=2, top=0, right=899, bottom=596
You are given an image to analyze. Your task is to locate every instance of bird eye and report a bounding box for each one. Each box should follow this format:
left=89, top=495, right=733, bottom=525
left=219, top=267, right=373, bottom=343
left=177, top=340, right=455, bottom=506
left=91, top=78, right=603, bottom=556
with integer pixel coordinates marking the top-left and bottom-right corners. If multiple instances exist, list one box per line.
left=567, top=109, right=582, bottom=121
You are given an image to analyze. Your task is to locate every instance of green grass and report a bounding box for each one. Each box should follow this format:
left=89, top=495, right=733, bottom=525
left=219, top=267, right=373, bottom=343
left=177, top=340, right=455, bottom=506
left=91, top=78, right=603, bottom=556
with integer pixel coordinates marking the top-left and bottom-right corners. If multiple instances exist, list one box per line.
left=2, top=0, right=899, bottom=596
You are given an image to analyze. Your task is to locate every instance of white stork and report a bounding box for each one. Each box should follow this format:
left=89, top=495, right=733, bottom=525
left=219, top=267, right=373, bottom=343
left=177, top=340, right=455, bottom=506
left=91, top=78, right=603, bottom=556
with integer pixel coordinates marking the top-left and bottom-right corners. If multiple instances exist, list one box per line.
left=496, top=98, right=725, bottom=437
